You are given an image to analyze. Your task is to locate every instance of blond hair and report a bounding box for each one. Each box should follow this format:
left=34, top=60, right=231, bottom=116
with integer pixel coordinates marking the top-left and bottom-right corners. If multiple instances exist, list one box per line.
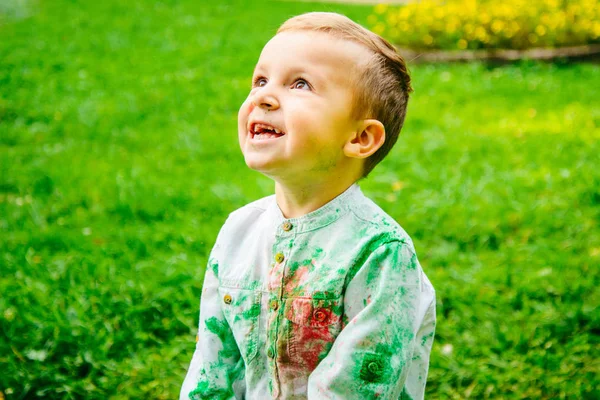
left=278, top=12, right=413, bottom=178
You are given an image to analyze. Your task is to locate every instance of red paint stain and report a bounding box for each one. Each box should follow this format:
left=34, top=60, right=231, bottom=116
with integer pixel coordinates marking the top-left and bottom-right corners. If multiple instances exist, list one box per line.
left=286, top=299, right=341, bottom=370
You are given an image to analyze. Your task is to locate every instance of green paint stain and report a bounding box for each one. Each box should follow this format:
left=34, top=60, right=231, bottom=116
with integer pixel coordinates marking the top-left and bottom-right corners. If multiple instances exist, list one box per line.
left=242, top=302, right=261, bottom=319
left=312, top=247, right=324, bottom=259
left=358, top=344, right=394, bottom=383
left=344, top=237, right=402, bottom=289
left=365, top=259, right=381, bottom=286
left=330, top=301, right=343, bottom=317
left=359, top=354, right=388, bottom=383
left=311, top=291, right=335, bottom=300
left=400, top=388, right=414, bottom=400
left=209, top=259, right=219, bottom=277
left=190, top=375, right=210, bottom=397
left=205, top=317, right=238, bottom=359
left=407, top=252, right=418, bottom=270
left=189, top=350, right=244, bottom=400
left=421, top=331, right=434, bottom=346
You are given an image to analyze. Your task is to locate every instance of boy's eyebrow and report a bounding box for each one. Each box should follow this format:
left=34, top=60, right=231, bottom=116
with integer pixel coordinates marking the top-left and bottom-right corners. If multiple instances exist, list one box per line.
left=286, top=66, right=312, bottom=77
left=252, top=64, right=267, bottom=75
left=252, top=64, right=326, bottom=85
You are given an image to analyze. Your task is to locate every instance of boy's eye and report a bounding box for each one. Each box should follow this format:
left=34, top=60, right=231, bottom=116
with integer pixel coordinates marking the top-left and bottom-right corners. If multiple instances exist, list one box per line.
left=253, top=77, right=267, bottom=88
left=292, top=79, right=310, bottom=90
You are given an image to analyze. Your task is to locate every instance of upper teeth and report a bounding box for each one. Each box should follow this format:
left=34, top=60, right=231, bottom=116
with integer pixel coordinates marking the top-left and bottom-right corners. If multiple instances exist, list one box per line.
left=254, top=123, right=281, bottom=134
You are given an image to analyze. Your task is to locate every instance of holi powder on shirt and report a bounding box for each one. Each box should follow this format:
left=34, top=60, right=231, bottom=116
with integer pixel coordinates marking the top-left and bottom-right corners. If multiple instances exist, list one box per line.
left=184, top=184, right=436, bottom=399
left=285, top=297, right=342, bottom=370
left=190, top=315, right=243, bottom=399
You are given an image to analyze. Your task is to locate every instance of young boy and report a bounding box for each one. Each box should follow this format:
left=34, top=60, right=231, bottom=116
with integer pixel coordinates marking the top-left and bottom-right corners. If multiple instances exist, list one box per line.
left=181, top=12, right=436, bottom=400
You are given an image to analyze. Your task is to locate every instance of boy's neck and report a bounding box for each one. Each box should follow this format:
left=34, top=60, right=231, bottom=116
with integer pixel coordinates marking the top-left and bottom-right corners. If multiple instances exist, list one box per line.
left=274, top=176, right=358, bottom=219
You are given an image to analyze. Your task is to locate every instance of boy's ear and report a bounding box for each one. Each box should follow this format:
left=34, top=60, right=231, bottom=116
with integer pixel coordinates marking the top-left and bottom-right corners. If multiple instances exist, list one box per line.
left=343, top=119, right=386, bottom=159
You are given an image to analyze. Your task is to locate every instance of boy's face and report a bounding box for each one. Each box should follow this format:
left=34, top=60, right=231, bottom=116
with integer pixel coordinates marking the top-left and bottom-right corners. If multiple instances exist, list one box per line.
left=238, top=31, right=369, bottom=182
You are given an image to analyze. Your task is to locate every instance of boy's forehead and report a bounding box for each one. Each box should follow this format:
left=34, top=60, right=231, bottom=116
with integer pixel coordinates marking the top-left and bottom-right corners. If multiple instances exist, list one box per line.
left=254, top=31, right=371, bottom=77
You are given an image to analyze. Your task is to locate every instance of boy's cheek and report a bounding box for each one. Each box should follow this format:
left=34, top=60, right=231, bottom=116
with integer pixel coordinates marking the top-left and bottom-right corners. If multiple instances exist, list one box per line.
left=238, top=99, right=255, bottom=119
left=237, top=101, right=253, bottom=136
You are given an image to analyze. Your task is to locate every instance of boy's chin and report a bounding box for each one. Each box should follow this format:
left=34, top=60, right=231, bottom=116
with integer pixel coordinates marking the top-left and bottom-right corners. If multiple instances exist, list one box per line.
left=244, top=158, right=301, bottom=183
left=243, top=157, right=280, bottom=176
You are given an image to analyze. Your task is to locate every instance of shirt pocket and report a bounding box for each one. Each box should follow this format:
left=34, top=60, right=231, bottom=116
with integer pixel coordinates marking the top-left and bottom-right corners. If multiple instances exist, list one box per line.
left=218, top=286, right=262, bottom=365
left=285, top=296, right=343, bottom=370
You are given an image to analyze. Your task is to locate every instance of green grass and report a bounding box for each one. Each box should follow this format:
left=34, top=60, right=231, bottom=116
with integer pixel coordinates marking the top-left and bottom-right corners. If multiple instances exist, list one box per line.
left=1, top=0, right=599, bottom=398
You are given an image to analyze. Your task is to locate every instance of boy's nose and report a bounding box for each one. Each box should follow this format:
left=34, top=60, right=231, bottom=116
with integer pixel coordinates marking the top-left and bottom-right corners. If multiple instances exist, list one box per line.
left=252, top=90, right=280, bottom=111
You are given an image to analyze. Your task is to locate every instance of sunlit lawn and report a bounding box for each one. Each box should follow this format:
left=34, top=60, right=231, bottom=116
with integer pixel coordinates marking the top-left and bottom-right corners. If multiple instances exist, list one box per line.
left=1, top=0, right=599, bottom=398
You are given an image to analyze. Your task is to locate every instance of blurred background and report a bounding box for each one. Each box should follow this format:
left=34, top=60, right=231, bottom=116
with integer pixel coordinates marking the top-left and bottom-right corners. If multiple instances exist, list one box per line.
left=1, top=0, right=598, bottom=398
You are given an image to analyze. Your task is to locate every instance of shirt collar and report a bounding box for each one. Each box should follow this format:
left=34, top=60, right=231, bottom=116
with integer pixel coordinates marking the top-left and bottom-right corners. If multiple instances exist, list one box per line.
left=267, top=183, right=362, bottom=236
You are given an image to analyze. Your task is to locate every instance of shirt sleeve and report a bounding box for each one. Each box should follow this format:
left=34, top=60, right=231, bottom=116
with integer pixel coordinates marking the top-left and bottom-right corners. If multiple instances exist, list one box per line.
left=306, top=240, right=436, bottom=400
left=180, top=237, right=245, bottom=400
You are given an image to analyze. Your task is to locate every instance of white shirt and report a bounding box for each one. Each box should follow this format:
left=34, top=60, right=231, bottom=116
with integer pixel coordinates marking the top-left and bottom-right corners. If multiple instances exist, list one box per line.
left=181, top=183, right=436, bottom=399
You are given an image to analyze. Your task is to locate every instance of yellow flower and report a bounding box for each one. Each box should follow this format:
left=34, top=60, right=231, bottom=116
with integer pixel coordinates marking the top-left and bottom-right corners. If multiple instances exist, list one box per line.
left=373, top=23, right=386, bottom=35
left=593, top=22, right=600, bottom=38
left=366, top=0, right=600, bottom=50
left=580, top=20, right=592, bottom=31
left=447, top=22, right=458, bottom=34
left=374, top=4, right=388, bottom=15
left=492, top=20, right=505, bottom=34
left=391, top=181, right=406, bottom=191
left=535, top=25, right=547, bottom=36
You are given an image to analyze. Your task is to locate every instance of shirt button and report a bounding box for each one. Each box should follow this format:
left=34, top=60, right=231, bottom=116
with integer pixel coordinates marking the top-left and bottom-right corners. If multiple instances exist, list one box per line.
left=267, top=348, right=275, bottom=359
left=314, top=309, right=328, bottom=322
left=368, top=361, right=381, bottom=374
left=282, top=221, right=293, bottom=231
left=269, top=300, right=279, bottom=311
left=223, top=294, right=232, bottom=305
left=274, top=252, right=285, bottom=263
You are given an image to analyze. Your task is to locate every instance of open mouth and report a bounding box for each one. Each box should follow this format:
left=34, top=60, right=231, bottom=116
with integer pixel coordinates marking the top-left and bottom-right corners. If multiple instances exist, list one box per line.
left=250, top=122, right=285, bottom=140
